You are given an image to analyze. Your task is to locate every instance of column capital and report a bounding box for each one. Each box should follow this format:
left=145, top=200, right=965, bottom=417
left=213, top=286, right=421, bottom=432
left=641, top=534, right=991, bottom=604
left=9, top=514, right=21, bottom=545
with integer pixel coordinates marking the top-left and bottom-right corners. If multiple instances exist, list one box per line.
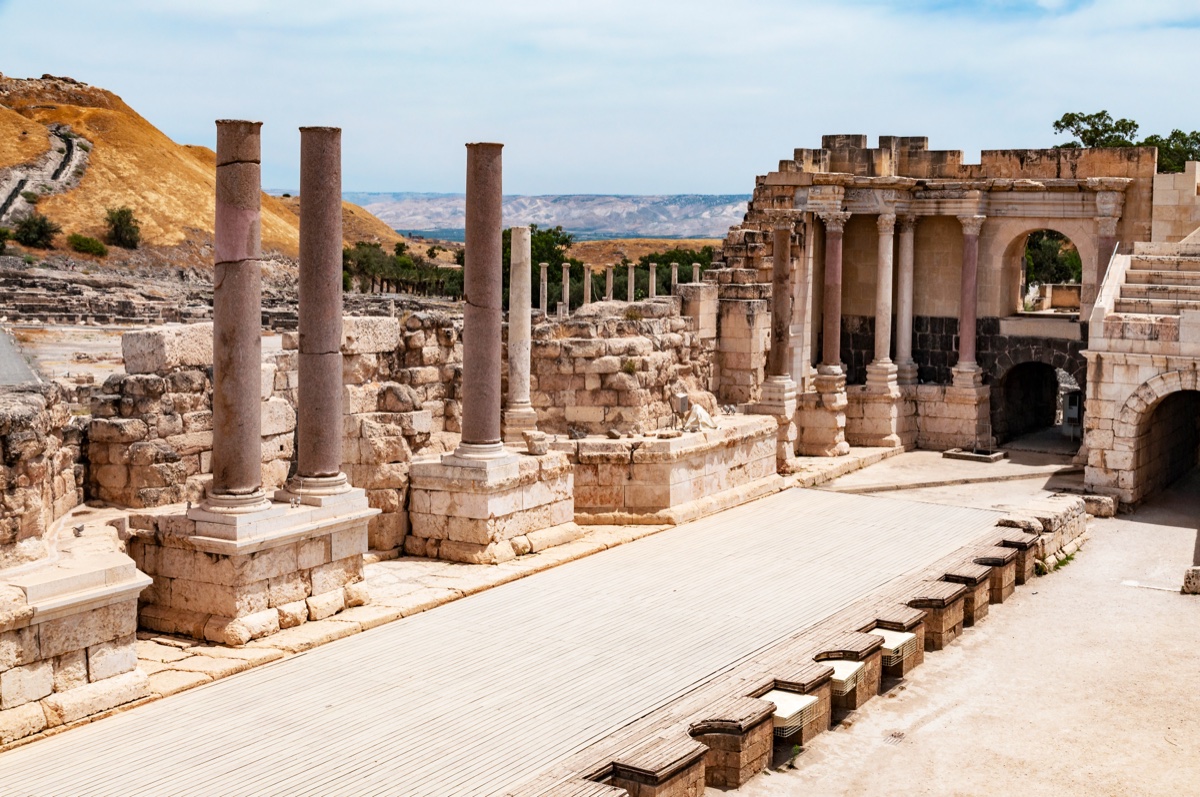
left=877, top=213, right=896, bottom=233
left=1096, top=216, right=1119, bottom=237
left=957, top=214, right=986, bottom=236
left=898, top=214, right=918, bottom=234
left=819, top=211, right=851, bottom=233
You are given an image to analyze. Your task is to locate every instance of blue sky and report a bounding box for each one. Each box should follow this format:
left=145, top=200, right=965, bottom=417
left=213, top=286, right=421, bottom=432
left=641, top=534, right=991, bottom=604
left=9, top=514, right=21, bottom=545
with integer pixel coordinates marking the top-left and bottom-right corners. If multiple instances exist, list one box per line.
left=1, top=0, right=1196, bottom=194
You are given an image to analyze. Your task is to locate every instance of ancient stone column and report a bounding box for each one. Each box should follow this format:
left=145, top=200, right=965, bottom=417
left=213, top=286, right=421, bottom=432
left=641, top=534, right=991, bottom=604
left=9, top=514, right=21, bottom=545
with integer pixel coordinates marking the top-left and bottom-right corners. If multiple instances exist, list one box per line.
left=819, top=212, right=851, bottom=371
left=605, top=265, right=614, bottom=300
left=1097, top=216, right=1119, bottom=276
left=455, top=143, right=505, bottom=460
left=289, top=126, right=348, bottom=495
left=954, top=215, right=986, bottom=387
left=561, top=262, right=571, bottom=316
left=539, top=262, right=548, bottom=315
left=768, top=225, right=794, bottom=379
left=627, top=263, right=635, bottom=302
left=866, top=213, right=898, bottom=390
left=895, top=215, right=918, bottom=385
left=503, top=225, right=537, bottom=442
left=649, top=262, right=657, bottom=298
left=692, top=262, right=700, bottom=283
left=670, top=262, right=679, bottom=294
left=206, top=119, right=269, bottom=513
left=583, top=265, right=592, bottom=305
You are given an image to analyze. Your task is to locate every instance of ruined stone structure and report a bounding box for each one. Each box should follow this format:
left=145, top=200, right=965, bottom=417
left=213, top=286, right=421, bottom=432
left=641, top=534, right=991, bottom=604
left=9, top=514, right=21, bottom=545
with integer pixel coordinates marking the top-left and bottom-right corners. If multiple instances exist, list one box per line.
left=716, top=134, right=1158, bottom=454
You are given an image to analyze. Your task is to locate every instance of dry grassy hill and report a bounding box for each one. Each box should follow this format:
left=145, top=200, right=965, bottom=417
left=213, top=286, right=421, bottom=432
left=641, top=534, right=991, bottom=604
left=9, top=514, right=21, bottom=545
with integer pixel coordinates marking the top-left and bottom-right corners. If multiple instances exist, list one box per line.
left=0, top=74, right=402, bottom=262
left=566, top=237, right=720, bottom=265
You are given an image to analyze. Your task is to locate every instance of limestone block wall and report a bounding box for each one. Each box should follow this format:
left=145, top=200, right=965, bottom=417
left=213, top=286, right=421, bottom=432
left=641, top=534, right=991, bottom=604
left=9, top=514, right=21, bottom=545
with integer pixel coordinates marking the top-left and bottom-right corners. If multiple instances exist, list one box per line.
left=707, top=271, right=770, bottom=405
left=0, top=384, right=86, bottom=570
left=1151, top=162, right=1200, bottom=243
left=526, top=300, right=717, bottom=435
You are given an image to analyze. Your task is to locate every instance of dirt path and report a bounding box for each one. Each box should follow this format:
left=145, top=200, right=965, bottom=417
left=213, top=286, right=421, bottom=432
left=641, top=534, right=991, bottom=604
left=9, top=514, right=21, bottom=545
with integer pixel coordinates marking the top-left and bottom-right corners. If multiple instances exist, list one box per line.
left=0, top=125, right=90, bottom=226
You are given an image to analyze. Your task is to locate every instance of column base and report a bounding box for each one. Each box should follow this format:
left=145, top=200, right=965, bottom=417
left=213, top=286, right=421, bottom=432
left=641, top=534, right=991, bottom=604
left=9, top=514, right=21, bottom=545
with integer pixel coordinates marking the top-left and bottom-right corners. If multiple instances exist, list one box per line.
left=448, top=441, right=510, bottom=463
left=276, top=473, right=350, bottom=505
left=199, top=488, right=271, bottom=515
left=864, top=361, right=900, bottom=393
left=896, top=360, right=918, bottom=386
left=749, top=375, right=797, bottom=418
left=846, top=384, right=914, bottom=449
left=501, top=406, right=539, bottom=444
left=952, top=362, right=983, bottom=388
left=796, top=374, right=850, bottom=457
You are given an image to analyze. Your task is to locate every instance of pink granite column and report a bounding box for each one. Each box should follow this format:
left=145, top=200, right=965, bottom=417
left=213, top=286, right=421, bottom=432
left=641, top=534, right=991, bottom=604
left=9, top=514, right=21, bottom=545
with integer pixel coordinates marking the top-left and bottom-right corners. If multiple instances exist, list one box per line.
left=895, top=215, right=918, bottom=385
left=456, top=143, right=505, bottom=460
left=290, top=126, right=347, bottom=493
left=206, top=120, right=268, bottom=513
left=955, top=215, right=986, bottom=382
left=768, top=224, right=793, bottom=378
left=819, top=212, right=851, bottom=370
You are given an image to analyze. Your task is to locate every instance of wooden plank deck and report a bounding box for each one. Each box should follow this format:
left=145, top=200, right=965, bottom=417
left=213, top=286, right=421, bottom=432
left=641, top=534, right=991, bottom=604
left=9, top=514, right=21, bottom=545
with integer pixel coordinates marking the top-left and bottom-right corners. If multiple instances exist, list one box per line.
left=0, top=488, right=1007, bottom=797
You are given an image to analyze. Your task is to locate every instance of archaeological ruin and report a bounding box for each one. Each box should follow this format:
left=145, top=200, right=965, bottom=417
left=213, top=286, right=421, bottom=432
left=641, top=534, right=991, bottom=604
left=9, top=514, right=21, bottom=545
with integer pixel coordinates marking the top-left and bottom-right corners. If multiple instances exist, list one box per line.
left=0, top=122, right=1197, bottom=794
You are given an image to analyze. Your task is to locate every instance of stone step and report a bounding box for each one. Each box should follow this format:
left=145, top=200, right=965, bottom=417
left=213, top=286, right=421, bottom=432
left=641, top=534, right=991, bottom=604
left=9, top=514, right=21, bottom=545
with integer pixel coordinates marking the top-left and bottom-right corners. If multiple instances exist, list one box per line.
left=1121, top=283, right=1200, bottom=301
left=1124, top=269, right=1200, bottom=286
left=1129, top=255, right=1200, bottom=272
left=1113, top=297, right=1200, bottom=315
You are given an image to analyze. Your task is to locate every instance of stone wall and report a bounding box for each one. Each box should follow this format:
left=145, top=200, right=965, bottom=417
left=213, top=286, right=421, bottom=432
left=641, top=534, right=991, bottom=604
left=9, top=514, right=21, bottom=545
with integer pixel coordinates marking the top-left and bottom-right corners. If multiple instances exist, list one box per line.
left=1151, top=162, right=1200, bottom=243
left=0, top=384, right=86, bottom=570
left=527, top=299, right=717, bottom=435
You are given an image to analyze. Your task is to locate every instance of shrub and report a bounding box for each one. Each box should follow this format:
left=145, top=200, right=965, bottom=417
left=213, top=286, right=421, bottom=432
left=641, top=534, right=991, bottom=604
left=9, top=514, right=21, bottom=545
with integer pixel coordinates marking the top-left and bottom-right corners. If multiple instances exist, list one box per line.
left=67, top=233, right=107, bottom=257
left=623, top=306, right=643, bottom=321
left=13, top=212, right=61, bottom=248
left=20, top=191, right=38, bottom=205
left=78, top=142, right=91, bottom=152
left=105, top=206, right=141, bottom=249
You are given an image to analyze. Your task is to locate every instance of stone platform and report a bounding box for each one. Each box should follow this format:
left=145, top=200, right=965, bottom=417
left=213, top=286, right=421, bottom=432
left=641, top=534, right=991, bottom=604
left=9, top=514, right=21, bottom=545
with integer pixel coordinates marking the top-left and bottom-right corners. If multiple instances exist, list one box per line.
left=127, top=491, right=376, bottom=646
left=553, top=415, right=781, bottom=525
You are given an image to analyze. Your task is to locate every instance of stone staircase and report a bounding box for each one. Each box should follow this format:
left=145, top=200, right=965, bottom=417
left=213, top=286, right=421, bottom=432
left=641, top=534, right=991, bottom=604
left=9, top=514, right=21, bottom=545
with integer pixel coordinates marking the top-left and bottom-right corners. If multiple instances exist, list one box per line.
left=1113, top=247, right=1200, bottom=315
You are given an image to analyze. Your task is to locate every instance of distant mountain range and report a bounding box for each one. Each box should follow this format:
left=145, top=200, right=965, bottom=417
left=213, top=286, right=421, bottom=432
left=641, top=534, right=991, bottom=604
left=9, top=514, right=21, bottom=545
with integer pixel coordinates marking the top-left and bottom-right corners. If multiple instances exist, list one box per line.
left=337, top=192, right=750, bottom=241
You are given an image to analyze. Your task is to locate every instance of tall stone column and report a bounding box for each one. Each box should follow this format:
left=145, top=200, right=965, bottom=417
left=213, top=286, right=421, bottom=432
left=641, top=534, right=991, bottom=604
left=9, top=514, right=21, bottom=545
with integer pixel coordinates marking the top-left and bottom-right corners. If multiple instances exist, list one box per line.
left=605, top=265, right=614, bottom=300
left=954, top=215, right=985, bottom=387
left=895, top=215, right=918, bottom=385
left=539, top=262, right=548, bottom=315
left=819, top=212, right=851, bottom=371
left=561, top=262, right=570, bottom=315
left=584, top=266, right=593, bottom=304
left=503, top=225, right=537, bottom=442
left=649, top=262, right=657, bottom=298
left=455, top=143, right=505, bottom=460
left=670, top=262, right=679, bottom=294
left=627, top=263, right=635, bottom=302
left=205, top=119, right=269, bottom=514
left=288, top=126, right=348, bottom=496
left=866, top=213, right=897, bottom=390
left=753, top=223, right=799, bottom=467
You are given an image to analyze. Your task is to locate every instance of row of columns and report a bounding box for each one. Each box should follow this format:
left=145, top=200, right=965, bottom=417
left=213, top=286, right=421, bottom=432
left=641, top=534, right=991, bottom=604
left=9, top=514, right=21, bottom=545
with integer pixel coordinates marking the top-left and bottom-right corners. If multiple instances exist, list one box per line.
left=815, top=210, right=986, bottom=388
left=535, top=262, right=704, bottom=315
left=204, top=121, right=349, bottom=515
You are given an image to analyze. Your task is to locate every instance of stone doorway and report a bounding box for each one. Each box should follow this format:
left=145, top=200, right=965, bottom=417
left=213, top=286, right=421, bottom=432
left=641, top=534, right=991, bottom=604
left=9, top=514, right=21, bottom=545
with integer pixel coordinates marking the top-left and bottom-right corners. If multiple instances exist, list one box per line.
left=1019, top=230, right=1083, bottom=314
left=991, top=361, right=1076, bottom=447
left=1137, top=390, right=1200, bottom=499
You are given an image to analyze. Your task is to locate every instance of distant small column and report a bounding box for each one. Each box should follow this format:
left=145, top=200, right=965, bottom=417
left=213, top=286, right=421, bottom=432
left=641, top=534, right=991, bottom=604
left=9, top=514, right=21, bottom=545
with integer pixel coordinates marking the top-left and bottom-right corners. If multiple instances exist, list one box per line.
left=895, top=215, right=918, bottom=385
left=648, top=262, right=657, bottom=298
left=692, top=262, right=700, bottom=283
left=205, top=119, right=268, bottom=514
left=288, top=125, right=348, bottom=495
left=503, top=225, right=537, bottom=442
left=539, top=262, right=548, bottom=315
left=954, top=214, right=986, bottom=387
left=561, top=262, right=570, bottom=314
left=605, top=265, right=614, bottom=300
left=670, top=262, right=679, bottom=294
left=455, top=142, right=505, bottom=460
left=583, top=265, right=592, bottom=305
left=627, top=263, right=635, bottom=302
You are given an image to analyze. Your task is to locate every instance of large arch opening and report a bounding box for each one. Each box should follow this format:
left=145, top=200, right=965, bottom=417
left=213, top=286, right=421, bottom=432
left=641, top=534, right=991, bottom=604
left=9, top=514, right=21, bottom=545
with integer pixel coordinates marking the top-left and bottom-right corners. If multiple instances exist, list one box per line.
left=992, top=361, right=1080, bottom=448
left=1019, top=230, right=1082, bottom=314
left=1138, top=390, right=1200, bottom=498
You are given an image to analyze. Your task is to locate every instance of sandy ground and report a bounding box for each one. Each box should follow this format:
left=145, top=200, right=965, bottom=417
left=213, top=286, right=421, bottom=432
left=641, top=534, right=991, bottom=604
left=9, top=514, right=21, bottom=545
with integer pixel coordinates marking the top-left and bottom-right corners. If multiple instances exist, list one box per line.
left=721, top=474, right=1200, bottom=797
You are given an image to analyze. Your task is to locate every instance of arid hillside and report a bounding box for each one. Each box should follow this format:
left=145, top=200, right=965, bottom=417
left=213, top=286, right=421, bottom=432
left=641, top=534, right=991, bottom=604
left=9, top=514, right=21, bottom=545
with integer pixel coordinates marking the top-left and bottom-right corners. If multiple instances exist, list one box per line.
left=566, top=237, right=720, bottom=265
left=0, top=74, right=402, bottom=262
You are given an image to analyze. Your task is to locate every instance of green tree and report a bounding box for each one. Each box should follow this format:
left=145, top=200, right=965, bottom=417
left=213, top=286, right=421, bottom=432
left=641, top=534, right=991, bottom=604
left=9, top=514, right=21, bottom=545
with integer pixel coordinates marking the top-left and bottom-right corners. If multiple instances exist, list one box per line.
left=1052, top=111, right=1139, bottom=148
left=105, top=206, right=141, bottom=249
left=1140, top=130, right=1200, bottom=175
left=1025, top=230, right=1082, bottom=286
left=13, top=212, right=61, bottom=248
left=500, top=224, right=582, bottom=310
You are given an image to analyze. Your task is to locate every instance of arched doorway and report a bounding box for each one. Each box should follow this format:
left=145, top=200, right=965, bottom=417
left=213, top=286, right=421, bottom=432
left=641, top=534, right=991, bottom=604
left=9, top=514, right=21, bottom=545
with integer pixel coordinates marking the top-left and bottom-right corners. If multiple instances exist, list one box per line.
left=992, top=362, right=1080, bottom=446
left=1020, top=230, right=1082, bottom=313
left=1137, top=390, right=1200, bottom=498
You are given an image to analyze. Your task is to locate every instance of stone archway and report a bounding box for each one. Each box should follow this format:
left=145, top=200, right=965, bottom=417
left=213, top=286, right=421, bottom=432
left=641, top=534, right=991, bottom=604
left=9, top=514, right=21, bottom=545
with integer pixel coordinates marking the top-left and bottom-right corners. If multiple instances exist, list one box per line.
left=1099, top=369, right=1200, bottom=503
left=982, top=219, right=1098, bottom=318
left=989, top=347, right=1087, bottom=446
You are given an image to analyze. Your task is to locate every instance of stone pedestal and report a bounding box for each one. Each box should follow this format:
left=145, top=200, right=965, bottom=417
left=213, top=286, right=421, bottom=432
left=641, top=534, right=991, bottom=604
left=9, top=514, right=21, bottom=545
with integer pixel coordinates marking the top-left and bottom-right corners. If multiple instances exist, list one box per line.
left=796, top=369, right=849, bottom=457
left=407, top=451, right=578, bottom=564
left=1182, top=566, right=1200, bottom=595
left=129, top=489, right=377, bottom=646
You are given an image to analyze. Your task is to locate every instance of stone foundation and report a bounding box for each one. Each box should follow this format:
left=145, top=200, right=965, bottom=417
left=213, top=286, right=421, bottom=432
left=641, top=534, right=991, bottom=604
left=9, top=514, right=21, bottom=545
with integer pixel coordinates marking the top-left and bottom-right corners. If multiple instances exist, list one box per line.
left=128, top=491, right=376, bottom=646
left=845, top=386, right=916, bottom=448
left=909, top=582, right=967, bottom=651
left=407, top=450, right=577, bottom=564
left=688, top=695, right=774, bottom=789
left=796, top=373, right=850, bottom=457
left=558, top=416, right=779, bottom=524
left=914, top=383, right=994, bottom=451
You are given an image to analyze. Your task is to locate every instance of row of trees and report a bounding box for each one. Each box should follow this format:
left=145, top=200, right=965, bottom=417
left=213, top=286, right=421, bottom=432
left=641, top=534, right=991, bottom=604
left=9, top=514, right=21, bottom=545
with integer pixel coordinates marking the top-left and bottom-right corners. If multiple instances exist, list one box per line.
left=342, top=241, right=465, bottom=297
left=1053, top=111, right=1200, bottom=173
